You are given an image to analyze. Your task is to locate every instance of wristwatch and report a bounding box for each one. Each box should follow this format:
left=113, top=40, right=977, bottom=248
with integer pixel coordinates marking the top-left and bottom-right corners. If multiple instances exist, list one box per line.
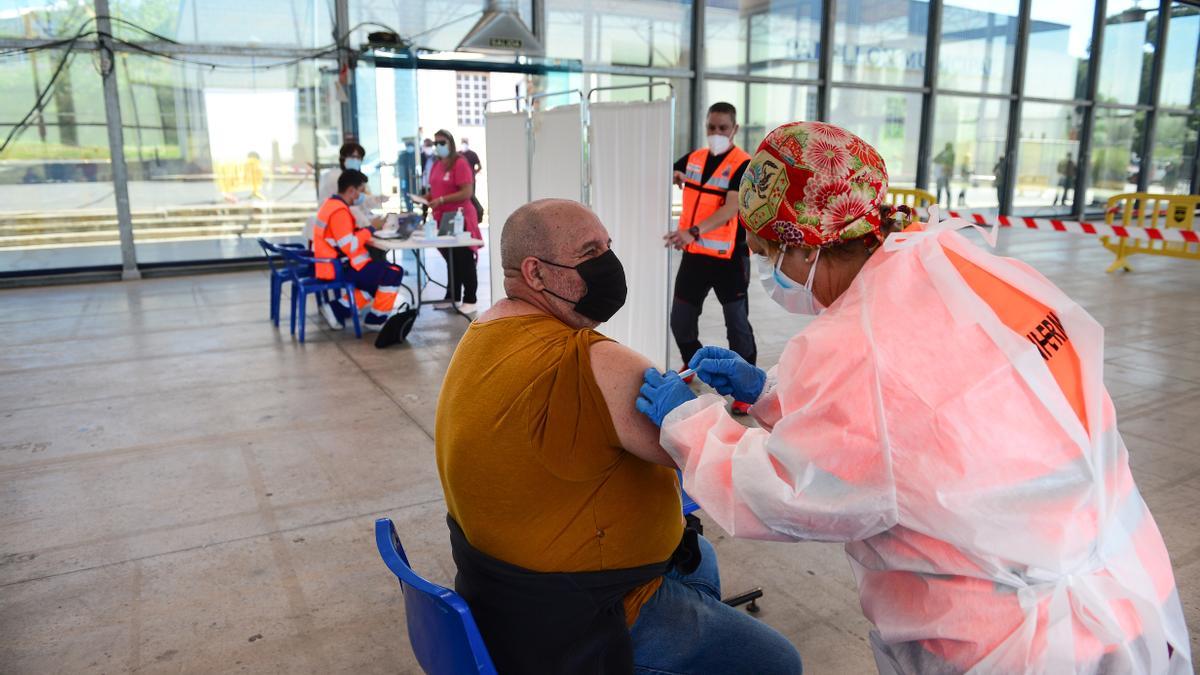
left=688, top=225, right=701, bottom=239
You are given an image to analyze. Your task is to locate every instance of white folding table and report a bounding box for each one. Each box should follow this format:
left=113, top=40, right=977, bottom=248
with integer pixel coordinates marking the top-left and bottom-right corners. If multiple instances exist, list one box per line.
left=368, top=234, right=485, bottom=318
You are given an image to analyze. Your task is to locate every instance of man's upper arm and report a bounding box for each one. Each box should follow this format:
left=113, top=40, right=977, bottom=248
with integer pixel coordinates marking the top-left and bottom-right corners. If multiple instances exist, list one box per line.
left=590, top=340, right=677, bottom=467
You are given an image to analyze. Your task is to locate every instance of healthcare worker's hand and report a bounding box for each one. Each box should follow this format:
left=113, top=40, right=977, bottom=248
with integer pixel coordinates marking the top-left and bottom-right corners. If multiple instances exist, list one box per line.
left=689, top=346, right=767, bottom=403
left=636, top=368, right=696, bottom=428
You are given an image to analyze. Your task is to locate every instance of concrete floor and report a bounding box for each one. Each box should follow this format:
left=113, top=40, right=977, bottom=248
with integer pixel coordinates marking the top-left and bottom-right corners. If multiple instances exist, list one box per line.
left=1, top=229, right=1198, bottom=674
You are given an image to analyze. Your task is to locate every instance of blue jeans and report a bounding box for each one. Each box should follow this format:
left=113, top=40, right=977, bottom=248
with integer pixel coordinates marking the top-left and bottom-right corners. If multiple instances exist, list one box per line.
left=629, top=535, right=803, bottom=675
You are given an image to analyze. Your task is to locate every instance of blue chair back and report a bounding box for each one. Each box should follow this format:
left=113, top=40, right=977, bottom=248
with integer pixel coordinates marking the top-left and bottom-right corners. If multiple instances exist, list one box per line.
left=277, top=247, right=361, bottom=341
left=374, top=518, right=497, bottom=675
left=678, top=470, right=700, bottom=515
left=258, top=238, right=306, bottom=275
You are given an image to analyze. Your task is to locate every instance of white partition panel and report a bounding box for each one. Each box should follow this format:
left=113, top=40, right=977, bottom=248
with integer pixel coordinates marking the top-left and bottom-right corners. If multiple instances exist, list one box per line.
left=484, top=105, right=585, bottom=304
left=530, top=105, right=585, bottom=202
left=589, top=100, right=673, bottom=369
left=483, top=111, right=530, bottom=302
left=483, top=99, right=671, bottom=370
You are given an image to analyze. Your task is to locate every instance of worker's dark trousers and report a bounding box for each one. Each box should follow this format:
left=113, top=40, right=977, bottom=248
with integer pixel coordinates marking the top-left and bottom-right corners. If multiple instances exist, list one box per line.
left=670, top=252, right=757, bottom=367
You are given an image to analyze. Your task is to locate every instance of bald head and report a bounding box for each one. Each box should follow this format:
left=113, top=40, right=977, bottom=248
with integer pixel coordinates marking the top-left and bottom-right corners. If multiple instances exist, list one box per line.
left=500, top=199, right=604, bottom=272
left=499, top=199, right=613, bottom=328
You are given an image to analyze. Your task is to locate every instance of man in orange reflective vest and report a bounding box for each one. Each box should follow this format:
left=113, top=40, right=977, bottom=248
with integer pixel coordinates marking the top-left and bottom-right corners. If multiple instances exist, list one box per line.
left=315, top=170, right=408, bottom=344
left=666, top=102, right=757, bottom=414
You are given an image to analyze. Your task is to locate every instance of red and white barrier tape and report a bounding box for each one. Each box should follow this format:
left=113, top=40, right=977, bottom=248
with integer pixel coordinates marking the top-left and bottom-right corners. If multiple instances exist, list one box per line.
left=938, top=211, right=1199, bottom=245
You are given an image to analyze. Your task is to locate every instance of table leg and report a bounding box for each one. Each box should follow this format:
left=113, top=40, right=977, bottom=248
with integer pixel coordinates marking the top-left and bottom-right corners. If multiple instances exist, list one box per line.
left=447, top=247, right=471, bottom=321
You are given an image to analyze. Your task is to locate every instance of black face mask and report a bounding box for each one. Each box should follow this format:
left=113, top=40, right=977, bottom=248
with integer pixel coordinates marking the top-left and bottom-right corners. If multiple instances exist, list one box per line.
left=537, top=249, right=628, bottom=323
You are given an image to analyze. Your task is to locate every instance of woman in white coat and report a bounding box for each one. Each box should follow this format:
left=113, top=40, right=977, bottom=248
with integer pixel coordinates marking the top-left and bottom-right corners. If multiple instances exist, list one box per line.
left=636, top=121, right=1191, bottom=674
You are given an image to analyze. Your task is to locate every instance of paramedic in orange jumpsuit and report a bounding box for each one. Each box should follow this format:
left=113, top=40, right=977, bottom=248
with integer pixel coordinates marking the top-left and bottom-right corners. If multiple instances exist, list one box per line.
left=314, top=170, right=407, bottom=341
left=636, top=121, right=1192, bottom=674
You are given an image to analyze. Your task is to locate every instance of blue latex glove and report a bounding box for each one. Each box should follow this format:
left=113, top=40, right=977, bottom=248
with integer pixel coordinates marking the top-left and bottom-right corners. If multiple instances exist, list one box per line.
left=636, top=368, right=696, bottom=427
left=688, top=346, right=767, bottom=403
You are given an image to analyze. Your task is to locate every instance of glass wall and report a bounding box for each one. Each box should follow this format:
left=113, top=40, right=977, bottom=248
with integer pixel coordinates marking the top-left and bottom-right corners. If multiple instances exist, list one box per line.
left=939, top=0, right=1019, bottom=95
left=1088, top=107, right=1144, bottom=205
left=111, top=0, right=334, bottom=47
left=833, top=0, right=930, bottom=87
left=1097, top=1, right=1158, bottom=106
left=1016, top=102, right=1083, bottom=212
left=705, top=80, right=817, bottom=153
left=705, top=0, right=822, bottom=80
left=115, top=54, right=339, bottom=264
left=1154, top=3, right=1198, bottom=196
left=350, top=1, right=516, bottom=53
left=1152, top=112, right=1197, bottom=195
left=931, top=96, right=1009, bottom=210
left=0, top=48, right=121, bottom=273
left=1160, top=3, right=1199, bottom=109
left=1025, top=0, right=1094, bottom=101
left=0, top=1, right=95, bottom=39
left=545, top=0, right=692, bottom=68
left=2, top=0, right=1199, bottom=278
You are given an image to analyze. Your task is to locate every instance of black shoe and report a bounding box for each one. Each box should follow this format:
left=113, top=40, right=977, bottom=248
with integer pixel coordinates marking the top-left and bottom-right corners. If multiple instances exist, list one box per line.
left=374, top=308, right=417, bottom=348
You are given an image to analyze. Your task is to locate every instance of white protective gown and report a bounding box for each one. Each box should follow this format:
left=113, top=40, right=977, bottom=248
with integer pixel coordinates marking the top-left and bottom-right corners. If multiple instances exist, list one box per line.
left=660, top=219, right=1192, bottom=674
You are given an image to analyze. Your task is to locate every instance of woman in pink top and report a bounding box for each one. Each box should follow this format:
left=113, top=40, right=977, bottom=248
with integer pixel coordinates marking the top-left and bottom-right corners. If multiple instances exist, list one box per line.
left=428, top=129, right=482, bottom=311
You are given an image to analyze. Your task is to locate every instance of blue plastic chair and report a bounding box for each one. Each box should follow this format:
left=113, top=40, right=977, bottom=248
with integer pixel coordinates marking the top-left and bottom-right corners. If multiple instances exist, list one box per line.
left=278, top=248, right=362, bottom=343
left=257, top=239, right=308, bottom=327
left=679, top=470, right=700, bottom=515
left=374, top=518, right=498, bottom=675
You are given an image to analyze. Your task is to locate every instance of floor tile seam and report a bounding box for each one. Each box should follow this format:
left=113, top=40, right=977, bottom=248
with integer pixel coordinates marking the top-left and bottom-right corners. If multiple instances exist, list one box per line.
left=0, top=366, right=366, bottom=416
left=0, top=492, right=376, bottom=556
left=0, top=496, right=446, bottom=590
left=0, top=315, right=269, bottom=349
left=0, top=295, right=265, bottom=326
left=237, top=444, right=332, bottom=672
left=1102, top=359, right=1200, bottom=386
left=0, top=420, right=367, bottom=476
left=332, top=339, right=434, bottom=443
left=1120, top=429, right=1200, bottom=457
left=0, top=282, right=262, bottom=305
left=0, top=340, right=304, bottom=378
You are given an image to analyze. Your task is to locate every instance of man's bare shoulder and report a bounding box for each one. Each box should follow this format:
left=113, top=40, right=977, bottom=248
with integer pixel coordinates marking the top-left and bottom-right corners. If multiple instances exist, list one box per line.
left=590, top=338, right=648, bottom=363
left=589, top=340, right=652, bottom=385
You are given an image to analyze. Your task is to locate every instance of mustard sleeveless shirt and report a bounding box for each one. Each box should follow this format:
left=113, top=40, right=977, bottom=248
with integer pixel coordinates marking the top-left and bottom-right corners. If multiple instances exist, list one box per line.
left=436, top=314, right=684, bottom=623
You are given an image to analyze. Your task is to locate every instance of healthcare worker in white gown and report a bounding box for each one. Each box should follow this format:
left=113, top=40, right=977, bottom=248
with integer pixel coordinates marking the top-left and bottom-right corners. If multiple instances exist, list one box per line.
left=636, top=122, right=1192, bottom=674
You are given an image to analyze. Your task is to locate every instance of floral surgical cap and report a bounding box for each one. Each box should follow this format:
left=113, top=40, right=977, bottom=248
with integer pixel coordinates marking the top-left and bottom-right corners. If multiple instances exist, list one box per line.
left=739, top=121, right=889, bottom=248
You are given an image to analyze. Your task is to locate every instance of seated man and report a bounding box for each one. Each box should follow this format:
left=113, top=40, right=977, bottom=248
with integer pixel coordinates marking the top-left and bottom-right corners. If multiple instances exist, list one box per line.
left=435, top=198, right=802, bottom=675
left=313, top=169, right=407, bottom=346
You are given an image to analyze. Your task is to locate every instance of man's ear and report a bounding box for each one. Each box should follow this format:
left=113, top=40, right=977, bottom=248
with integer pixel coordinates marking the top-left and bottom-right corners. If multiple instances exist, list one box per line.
left=731, top=123, right=740, bottom=138
left=521, top=257, right=544, bottom=290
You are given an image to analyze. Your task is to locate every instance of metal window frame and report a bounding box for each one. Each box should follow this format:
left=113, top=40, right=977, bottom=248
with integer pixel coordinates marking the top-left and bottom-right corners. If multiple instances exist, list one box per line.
left=917, top=0, right=943, bottom=191
left=818, top=0, right=836, bottom=120
left=94, top=0, right=140, bottom=280
left=690, top=0, right=706, bottom=149
left=1138, top=0, right=1173, bottom=193
left=1073, top=0, right=1107, bottom=219
left=998, top=0, right=1033, bottom=215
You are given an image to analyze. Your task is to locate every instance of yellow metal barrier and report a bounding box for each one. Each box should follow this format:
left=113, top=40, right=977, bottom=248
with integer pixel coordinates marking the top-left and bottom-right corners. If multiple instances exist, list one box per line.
left=885, top=187, right=937, bottom=210
left=1101, top=192, right=1200, bottom=272
left=214, top=155, right=266, bottom=200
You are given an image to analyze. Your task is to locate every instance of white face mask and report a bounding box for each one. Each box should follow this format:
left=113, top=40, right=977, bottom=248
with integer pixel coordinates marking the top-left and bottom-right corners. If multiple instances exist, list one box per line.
left=707, top=133, right=732, bottom=155
left=759, top=248, right=825, bottom=315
